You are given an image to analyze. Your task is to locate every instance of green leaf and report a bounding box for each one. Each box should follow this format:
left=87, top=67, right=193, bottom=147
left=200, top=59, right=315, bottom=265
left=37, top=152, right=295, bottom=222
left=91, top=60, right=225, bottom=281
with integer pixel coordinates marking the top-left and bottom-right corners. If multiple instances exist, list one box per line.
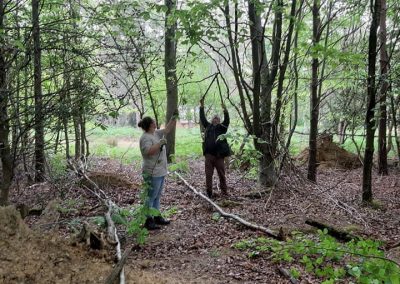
left=111, top=213, right=127, bottom=225
left=212, top=212, right=221, bottom=222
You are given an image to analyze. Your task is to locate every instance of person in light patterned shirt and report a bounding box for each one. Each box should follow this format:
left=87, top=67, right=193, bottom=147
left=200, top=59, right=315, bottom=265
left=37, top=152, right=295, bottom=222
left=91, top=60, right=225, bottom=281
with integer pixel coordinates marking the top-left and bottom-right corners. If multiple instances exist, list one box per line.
left=138, top=113, right=178, bottom=230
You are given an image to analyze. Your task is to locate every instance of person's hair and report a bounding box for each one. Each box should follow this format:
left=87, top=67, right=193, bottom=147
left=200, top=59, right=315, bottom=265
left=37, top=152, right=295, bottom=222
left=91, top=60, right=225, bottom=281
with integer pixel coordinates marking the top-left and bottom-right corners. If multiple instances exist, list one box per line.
left=138, top=117, right=154, bottom=131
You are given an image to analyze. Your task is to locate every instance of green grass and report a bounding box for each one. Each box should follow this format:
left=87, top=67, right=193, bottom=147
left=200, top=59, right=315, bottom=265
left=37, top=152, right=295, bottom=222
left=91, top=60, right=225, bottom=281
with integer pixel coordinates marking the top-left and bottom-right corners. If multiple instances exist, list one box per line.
left=88, top=125, right=141, bottom=138
left=68, top=125, right=397, bottom=165
left=86, top=126, right=203, bottom=164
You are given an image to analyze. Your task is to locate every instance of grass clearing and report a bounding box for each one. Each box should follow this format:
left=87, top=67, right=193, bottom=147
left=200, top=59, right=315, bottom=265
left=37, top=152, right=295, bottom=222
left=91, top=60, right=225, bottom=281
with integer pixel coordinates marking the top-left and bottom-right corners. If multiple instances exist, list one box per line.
left=61, top=125, right=397, bottom=165
left=86, top=126, right=203, bottom=164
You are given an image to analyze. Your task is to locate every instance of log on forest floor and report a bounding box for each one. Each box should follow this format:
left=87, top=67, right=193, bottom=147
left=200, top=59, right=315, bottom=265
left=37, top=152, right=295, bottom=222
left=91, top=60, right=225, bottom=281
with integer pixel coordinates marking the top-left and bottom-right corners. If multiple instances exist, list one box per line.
left=305, top=219, right=359, bottom=242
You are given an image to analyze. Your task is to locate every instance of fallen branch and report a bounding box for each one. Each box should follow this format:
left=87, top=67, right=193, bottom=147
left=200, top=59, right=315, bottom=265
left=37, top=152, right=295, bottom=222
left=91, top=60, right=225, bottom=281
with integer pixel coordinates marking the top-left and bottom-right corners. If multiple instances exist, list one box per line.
left=105, top=246, right=135, bottom=284
left=387, top=241, right=400, bottom=250
left=174, top=172, right=282, bottom=240
left=305, top=219, right=358, bottom=242
left=278, top=267, right=299, bottom=284
left=68, top=159, right=125, bottom=284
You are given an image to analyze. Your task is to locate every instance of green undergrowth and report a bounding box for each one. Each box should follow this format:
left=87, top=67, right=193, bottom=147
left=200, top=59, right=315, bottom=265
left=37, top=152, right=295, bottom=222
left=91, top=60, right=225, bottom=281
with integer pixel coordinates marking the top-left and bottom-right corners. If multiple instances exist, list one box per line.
left=233, top=230, right=400, bottom=283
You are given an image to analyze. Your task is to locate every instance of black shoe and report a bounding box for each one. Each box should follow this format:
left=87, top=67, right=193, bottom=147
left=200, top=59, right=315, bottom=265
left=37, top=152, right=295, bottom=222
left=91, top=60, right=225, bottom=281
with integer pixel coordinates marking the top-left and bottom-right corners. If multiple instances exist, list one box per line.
left=221, top=190, right=229, bottom=197
left=144, top=217, right=160, bottom=230
left=154, top=216, right=171, bottom=225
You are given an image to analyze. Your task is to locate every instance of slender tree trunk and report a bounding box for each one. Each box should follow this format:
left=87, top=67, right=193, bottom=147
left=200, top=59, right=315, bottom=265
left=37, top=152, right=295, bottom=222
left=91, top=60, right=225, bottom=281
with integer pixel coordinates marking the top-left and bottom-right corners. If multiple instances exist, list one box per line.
left=80, top=113, right=86, bottom=158
left=22, top=55, right=32, bottom=183
left=378, top=0, right=388, bottom=175
left=73, top=114, right=81, bottom=160
left=387, top=120, right=393, bottom=154
left=390, top=95, right=400, bottom=163
left=307, top=0, right=321, bottom=182
left=284, top=0, right=304, bottom=155
left=32, top=0, right=46, bottom=182
left=224, top=2, right=251, bottom=131
left=338, top=120, right=348, bottom=144
left=0, top=0, right=13, bottom=205
left=362, top=0, right=381, bottom=203
left=272, top=0, right=297, bottom=152
left=164, top=0, right=178, bottom=162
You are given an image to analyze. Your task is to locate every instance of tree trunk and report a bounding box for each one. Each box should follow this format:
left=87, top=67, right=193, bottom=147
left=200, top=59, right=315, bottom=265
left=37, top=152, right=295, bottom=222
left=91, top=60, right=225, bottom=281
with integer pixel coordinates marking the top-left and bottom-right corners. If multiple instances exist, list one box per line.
left=378, top=0, right=388, bottom=175
left=272, top=0, right=297, bottom=153
left=338, top=120, right=348, bottom=145
left=362, top=0, right=381, bottom=203
left=307, top=0, right=321, bottom=182
left=390, top=95, right=400, bottom=163
left=248, top=0, right=283, bottom=186
left=0, top=0, right=13, bottom=205
left=32, top=0, right=46, bottom=182
left=164, top=0, right=178, bottom=162
left=73, top=114, right=81, bottom=160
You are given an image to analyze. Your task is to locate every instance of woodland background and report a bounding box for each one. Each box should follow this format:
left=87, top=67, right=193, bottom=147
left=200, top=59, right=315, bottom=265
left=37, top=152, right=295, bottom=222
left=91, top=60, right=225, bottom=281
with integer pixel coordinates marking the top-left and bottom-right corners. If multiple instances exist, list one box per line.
left=0, top=0, right=400, bottom=283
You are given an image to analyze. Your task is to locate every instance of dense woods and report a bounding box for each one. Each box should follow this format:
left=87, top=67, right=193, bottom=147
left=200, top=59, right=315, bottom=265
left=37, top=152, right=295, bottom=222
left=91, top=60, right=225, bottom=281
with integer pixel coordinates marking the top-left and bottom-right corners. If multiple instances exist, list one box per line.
left=0, top=0, right=400, bottom=283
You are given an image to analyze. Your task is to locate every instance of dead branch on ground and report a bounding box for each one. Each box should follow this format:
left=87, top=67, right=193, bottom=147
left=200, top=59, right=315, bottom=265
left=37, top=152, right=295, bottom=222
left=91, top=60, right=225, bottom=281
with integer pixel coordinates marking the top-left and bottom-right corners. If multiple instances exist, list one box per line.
left=67, top=159, right=125, bottom=284
left=174, top=172, right=282, bottom=240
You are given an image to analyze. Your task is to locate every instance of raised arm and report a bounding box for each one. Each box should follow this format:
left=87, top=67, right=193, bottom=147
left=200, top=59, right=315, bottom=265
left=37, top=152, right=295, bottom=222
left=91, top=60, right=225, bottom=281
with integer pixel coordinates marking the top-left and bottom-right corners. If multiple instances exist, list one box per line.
left=164, top=109, right=179, bottom=134
left=199, top=99, right=210, bottom=128
left=164, top=117, right=177, bottom=134
left=221, top=104, right=229, bottom=128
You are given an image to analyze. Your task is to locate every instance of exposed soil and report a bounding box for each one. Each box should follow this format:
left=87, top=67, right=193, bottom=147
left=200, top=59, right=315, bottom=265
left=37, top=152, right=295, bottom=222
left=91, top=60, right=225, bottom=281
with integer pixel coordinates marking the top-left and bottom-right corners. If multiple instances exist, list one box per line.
left=296, top=135, right=362, bottom=169
left=5, top=156, right=400, bottom=283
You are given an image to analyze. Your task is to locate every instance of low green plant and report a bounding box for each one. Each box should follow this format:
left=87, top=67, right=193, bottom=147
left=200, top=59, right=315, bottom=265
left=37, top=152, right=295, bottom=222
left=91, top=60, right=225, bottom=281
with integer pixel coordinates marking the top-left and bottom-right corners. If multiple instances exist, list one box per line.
left=125, top=175, right=161, bottom=244
left=211, top=212, right=221, bottom=222
left=220, top=130, right=262, bottom=179
left=233, top=230, right=400, bottom=283
left=168, top=159, right=190, bottom=173
left=47, top=153, right=68, bottom=181
left=162, top=206, right=179, bottom=219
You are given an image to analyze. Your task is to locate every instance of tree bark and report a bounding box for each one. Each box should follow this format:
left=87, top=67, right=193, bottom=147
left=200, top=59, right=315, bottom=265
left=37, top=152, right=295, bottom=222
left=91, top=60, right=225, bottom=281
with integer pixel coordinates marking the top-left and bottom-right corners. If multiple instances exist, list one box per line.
left=338, top=120, right=348, bottom=144
left=362, top=0, right=381, bottom=203
left=32, top=0, right=46, bottom=182
left=378, top=0, right=388, bottom=175
left=0, top=0, right=13, bottom=205
left=307, top=0, right=321, bottom=182
left=164, top=0, right=178, bottom=162
left=390, top=95, right=400, bottom=163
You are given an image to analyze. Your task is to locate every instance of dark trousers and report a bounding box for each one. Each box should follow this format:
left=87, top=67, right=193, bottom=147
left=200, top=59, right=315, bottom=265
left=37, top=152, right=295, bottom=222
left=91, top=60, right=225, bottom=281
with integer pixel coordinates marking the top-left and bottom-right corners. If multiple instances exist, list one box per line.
left=205, top=154, right=227, bottom=194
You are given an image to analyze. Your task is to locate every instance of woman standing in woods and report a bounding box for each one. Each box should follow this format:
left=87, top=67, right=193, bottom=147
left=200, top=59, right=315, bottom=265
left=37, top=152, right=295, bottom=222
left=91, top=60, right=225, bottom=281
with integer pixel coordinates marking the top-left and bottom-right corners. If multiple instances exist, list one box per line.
left=199, top=99, right=231, bottom=198
left=138, top=112, right=178, bottom=230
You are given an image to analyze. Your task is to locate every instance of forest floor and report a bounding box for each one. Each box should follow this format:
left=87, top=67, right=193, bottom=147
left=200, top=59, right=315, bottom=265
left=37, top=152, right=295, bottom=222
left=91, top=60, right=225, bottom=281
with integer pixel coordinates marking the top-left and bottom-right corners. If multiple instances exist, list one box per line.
left=4, top=156, right=400, bottom=283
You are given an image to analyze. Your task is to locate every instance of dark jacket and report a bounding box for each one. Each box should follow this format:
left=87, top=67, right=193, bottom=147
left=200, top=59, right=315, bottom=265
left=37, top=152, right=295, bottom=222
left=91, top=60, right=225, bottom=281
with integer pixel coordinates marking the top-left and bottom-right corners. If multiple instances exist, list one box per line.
left=200, top=107, right=231, bottom=157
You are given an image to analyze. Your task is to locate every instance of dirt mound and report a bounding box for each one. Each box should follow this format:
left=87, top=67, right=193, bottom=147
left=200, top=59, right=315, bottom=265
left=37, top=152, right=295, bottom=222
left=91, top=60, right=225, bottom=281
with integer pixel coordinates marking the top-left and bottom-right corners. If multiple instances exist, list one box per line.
left=0, top=206, right=112, bottom=283
left=81, top=172, right=139, bottom=190
left=297, top=134, right=361, bottom=169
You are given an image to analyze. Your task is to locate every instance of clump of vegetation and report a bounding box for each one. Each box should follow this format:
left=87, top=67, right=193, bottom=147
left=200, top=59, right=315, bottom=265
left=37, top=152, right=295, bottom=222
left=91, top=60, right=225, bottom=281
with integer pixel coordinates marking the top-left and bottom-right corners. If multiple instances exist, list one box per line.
left=234, top=230, right=400, bottom=283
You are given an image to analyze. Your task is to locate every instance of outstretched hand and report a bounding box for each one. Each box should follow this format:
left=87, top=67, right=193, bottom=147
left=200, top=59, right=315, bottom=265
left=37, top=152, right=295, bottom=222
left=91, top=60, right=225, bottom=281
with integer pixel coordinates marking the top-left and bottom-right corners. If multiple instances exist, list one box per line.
left=199, top=98, right=204, bottom=107
left=159, top=138, right=167, bottom=147
left=171, top=109, right=179, bottom=120
left=221, top=103, right=227, bottom=111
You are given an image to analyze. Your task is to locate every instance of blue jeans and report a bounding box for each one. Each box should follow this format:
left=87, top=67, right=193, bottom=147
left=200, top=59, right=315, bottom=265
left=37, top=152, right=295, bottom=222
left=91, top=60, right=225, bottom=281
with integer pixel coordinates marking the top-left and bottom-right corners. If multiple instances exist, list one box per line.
left=143, top=175, right=165, bottom=212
